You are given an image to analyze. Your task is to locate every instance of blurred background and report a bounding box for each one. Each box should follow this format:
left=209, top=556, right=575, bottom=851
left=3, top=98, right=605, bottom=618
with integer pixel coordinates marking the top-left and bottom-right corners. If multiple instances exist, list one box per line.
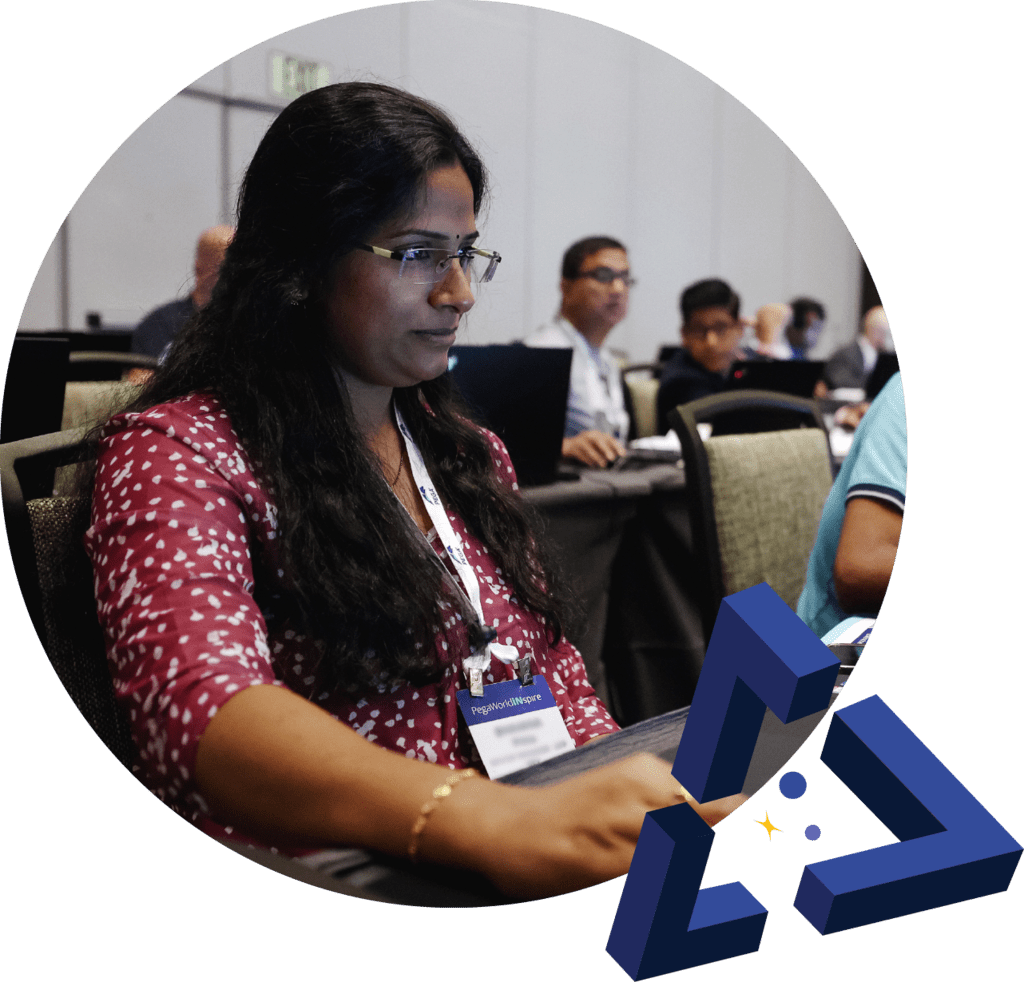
left=16, top=0, right=870, bottom=364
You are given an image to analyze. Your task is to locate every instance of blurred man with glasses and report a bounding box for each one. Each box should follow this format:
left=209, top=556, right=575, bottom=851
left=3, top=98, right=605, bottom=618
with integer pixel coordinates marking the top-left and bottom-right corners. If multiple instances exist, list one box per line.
left=656, top=278, right=743, bottom=434
left=525, top=236, right=633, bottom=467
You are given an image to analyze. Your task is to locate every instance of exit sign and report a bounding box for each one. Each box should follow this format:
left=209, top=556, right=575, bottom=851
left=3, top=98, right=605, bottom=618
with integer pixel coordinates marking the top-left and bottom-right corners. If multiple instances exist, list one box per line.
left=269, top=52, right=331, bottom=101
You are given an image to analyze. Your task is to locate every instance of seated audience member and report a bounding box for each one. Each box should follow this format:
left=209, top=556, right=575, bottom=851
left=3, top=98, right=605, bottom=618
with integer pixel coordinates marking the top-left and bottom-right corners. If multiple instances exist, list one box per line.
left=778, top=296, right=826, bottom=360
left=524, top=237, right=632, bottom=468
left=797, top=372, right=905, bottom=637
left=131, top=224, right=235, bottom=359
left=656, top=278, right=743, bottom=434
left=823, top=305, right=891, bottom=391
left=740, top=302, right=792, bottom=360
left=85, top=83, right=741, bottom=901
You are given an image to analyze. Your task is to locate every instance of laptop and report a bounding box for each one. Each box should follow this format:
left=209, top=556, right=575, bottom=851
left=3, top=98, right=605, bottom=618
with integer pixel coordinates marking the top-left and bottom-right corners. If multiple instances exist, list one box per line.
left=725, top=359, right=825, bottom=398
left=446, top=344, right=572, bottom=486
left=2, top=336, right=70, bottom=442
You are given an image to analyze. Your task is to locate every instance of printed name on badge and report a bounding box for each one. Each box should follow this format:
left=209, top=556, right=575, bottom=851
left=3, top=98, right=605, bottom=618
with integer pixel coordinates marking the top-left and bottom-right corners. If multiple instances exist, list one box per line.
left=456, top=677, right=574, bottom=779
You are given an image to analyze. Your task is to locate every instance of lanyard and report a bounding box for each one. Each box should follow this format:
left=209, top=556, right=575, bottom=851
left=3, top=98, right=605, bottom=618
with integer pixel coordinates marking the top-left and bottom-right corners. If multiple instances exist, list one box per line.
left=393, top=406, right=522, bottom=694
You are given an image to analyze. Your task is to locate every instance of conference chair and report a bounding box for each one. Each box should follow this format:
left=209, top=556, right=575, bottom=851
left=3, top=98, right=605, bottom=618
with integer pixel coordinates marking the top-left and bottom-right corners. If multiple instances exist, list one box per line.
left=0, top=427, right=134, bottom=768
left=621, top=362, right=663, bottom=439
left=62, top=351, right=157, bottom=431
left=2, top=428, right=515, bottom=902
left=668, top=390, right=835, bottom=644
left=67, top=350, right=159, bottom=372
left=66, top=348, right=158, bottom=381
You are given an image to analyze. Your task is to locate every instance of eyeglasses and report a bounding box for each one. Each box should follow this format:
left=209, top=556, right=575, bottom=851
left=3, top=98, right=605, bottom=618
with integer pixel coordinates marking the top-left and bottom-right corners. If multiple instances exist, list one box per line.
left=576, top=267, right=636, bottom=287
left=358, top=243, right=502, bottom=286
left=683, top=322, right=744, bottom=341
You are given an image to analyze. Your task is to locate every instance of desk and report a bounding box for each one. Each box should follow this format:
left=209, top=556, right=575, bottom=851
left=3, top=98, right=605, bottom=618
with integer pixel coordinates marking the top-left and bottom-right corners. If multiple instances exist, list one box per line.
left=525, top=463, right=705, bottom=726
left=523, top=468, right=656, bottom=712
left=245, top=675, right=847, bottom=906
left=596, top=465, right=707, bottom=725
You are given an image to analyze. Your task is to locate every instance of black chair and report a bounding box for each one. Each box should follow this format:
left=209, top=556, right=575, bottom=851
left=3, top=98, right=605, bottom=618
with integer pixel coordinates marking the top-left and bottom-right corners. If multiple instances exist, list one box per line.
left=668, top=390, right=835, bottom=644
left=0, top=427, right=134, bottom=767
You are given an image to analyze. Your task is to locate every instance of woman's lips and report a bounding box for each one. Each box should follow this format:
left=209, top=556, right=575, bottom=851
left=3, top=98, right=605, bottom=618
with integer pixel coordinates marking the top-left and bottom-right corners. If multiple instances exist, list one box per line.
left=412, top=325, right=458, bottom=343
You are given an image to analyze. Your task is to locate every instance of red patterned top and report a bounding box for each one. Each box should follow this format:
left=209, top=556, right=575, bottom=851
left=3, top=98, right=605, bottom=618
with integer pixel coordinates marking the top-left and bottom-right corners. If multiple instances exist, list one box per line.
left=85, top=394, right=617, bottom=844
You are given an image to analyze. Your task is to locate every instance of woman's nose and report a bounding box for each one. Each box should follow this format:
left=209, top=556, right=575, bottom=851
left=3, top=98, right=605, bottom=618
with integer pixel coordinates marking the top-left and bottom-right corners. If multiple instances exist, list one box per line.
left=431, top=261, right=475, bottom=313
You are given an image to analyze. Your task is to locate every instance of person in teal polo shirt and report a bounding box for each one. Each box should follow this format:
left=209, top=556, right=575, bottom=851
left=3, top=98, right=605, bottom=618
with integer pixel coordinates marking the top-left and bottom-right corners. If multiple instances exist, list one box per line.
left=798, top=372, right=906, bottom=637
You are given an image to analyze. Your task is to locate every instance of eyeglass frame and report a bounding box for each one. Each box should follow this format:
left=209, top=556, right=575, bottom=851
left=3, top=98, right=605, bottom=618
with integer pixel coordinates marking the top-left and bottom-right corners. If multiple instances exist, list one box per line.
left=356, top=243, right=502, bottom=284
left=571, top=266, right=637, bottom=288
left=681, top=320, right=744, bottom=341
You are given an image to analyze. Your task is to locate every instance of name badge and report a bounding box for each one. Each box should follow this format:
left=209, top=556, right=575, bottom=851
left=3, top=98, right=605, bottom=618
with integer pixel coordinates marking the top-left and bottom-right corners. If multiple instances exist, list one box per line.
left=850, top=626, right=873, bottom=646
left=456, top=677, right=575, bottom=780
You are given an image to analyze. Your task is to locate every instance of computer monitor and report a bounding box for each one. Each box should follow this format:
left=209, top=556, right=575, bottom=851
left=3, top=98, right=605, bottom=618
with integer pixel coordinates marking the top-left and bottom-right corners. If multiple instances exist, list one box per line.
left=2, top=336, right=70, bottom=442
left=726, top=359, right=825, bottom=398
left=446, top=344, right=572, bottom=486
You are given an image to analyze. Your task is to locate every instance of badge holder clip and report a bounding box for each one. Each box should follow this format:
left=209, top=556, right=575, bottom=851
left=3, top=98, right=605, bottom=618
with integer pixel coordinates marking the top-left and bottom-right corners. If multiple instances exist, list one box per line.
left=514, top=657, right=534, bottom=686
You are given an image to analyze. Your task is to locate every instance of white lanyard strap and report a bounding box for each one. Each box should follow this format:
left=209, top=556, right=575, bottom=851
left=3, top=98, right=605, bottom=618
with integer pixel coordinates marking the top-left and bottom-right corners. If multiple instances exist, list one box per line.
left=393, top=407, right=521, bottom=687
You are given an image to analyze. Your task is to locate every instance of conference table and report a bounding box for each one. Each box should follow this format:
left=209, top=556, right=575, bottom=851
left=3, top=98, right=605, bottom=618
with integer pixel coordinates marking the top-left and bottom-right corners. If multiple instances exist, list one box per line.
left=227, top=668, right=852, bottom=905
left=523, top=461, right=707, bottom=726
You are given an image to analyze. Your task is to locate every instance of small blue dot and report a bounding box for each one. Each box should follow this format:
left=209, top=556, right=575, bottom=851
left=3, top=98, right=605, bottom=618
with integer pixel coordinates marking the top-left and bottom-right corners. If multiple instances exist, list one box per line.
left=780, top=771, right=807, bottom=799
left=805, top=825, right=821, bottom=841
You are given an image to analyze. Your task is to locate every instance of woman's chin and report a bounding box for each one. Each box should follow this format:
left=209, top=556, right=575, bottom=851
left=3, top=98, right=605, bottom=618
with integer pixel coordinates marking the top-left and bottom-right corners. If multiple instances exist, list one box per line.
left=402, top=353, right=456, bottom=387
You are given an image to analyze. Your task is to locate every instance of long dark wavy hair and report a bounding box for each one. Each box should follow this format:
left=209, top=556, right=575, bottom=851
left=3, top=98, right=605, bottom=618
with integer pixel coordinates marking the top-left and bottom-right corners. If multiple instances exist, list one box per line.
left=107, top=82, right=572, bottom=690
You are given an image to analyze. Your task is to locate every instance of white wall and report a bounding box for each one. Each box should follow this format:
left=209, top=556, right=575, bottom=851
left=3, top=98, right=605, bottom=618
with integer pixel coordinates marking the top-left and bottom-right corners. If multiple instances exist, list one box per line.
left=17, top=0, right=863, bottom=361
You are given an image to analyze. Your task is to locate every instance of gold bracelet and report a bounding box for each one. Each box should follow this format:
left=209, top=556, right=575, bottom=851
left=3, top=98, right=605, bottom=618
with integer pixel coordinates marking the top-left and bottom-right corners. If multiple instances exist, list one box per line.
left=407, top=768, right=479, bottom=863
left=677, top=784, right=693, bottom=804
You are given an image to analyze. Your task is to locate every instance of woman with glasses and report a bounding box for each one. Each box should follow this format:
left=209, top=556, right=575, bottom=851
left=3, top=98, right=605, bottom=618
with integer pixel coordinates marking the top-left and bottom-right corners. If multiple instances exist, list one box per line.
left=85, top=82, right=735, bottom=899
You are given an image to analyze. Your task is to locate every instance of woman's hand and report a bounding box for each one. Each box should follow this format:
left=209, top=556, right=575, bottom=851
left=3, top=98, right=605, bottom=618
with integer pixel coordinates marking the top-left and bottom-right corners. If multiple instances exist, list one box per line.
left=443, top=753, right=745, bottom=900
left=195, top=687, right=745, bottom=900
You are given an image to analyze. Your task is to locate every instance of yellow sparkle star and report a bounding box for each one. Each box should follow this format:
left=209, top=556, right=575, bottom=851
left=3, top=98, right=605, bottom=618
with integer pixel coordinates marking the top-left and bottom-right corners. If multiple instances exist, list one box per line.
left=756, top=812, right=782, bottom=840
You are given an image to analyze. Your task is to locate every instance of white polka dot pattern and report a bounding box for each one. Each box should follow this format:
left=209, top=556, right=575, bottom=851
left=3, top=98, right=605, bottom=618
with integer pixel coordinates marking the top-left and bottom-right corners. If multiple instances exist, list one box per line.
left=85, top=395, right=618, bottom=843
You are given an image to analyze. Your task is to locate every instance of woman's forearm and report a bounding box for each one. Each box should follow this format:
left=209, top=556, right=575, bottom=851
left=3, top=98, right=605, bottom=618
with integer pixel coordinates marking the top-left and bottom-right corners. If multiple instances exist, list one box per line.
left=194, top=683, right=743, bottom=898
left=193, top=682, right=504, bottom=869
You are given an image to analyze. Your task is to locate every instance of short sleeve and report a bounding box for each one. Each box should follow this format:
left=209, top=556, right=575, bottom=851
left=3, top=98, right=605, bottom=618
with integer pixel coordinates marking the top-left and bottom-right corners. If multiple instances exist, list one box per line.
left=845, top=373, right=907, bottom=511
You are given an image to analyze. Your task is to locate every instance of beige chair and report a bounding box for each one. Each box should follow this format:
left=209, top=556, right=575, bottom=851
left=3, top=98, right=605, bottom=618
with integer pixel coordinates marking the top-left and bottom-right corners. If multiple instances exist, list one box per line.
left=61, top=350, right=156, bottom=430
left=61, top=380, right=137, bottom=431
left=621, top=362, right=662, bottom=439
left=669, top=390, right=834, bottom=641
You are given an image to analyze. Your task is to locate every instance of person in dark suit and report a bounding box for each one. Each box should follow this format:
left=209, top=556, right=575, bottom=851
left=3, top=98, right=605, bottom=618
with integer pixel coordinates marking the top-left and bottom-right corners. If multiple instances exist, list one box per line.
left=823, top=305, right=890, bottom=391
left=656, top=278, right=743, bottom=434
left=131, top=225, right=235, bottom=360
